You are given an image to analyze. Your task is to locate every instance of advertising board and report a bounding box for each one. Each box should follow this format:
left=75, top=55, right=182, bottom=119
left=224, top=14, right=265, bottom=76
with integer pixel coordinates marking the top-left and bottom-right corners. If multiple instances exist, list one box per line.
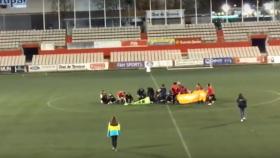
left=28, top=65, right=57, bottom=72
left=144, top=60, right=173, bottom=68
left=57, top=64, right=87, bottom=71
left=116, top=61, right=144, bottom=69
left=121, top=40, right=147, bottom=47
left=88, top=62, right=109, bottom=71
left=94, top=40, right=121, bottom=48
left=0, top=0, right=27, bottom=8
left=267, top=56, right=280, bottom=64
left=148, top=38, right=175, bottom=46
left=175, top=59, right=204, bottom=66
left=204, top=57, right=233, bottom=65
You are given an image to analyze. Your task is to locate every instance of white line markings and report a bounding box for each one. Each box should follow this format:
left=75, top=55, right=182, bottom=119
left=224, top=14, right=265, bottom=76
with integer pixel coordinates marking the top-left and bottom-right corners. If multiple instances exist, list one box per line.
left=47, top=96, right=92, bottom=113
left=150, top=73, right=193, bottom=158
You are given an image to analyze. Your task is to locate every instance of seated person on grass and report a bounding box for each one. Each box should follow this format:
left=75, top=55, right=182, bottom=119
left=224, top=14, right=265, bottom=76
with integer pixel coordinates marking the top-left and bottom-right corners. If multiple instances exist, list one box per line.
left=147, top=87, right=155, bottom=102
left=108, top=93, right=117, bottom=104
left=100, top=90, right=109, bottom=104
left=137, top=88, right=146, bottom=100
left=116, top=91, right=126, bottom=104
left=125, top=93, right=134, bottom=104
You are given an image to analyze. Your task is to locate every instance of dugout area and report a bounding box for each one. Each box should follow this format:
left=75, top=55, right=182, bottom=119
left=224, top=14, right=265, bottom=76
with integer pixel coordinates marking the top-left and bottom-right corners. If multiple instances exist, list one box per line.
left=0, top=65, right=279, bottom=158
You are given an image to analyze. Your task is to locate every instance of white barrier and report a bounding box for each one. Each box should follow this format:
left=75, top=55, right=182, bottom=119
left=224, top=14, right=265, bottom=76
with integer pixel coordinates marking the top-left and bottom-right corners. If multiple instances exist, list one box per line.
left=58, top=64, right=87, bottom=71
left=174, top=59, right=204, bottom=66
left=29, top=65, right=57, bottom=72
left=87, top=62, right=109, bottom=71
left=28, top=62, right=109, bottom=72
left=144, top=60, right=173, bottom=68
left=94, top=40, right=121, bottom=48
left=267, top=56, right=280, bottom=64
left=238, top=57, right=260, bottom=64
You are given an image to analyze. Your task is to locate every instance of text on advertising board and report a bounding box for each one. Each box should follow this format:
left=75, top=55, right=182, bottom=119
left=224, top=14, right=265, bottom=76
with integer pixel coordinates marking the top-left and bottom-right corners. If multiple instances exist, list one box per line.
left=204, top=57, right=233, bottom=65
left=0, top=0, right=27, bottom=8
left=89, top=63, right=108, bottom=71
left=116, top=61, right=144, bottom=69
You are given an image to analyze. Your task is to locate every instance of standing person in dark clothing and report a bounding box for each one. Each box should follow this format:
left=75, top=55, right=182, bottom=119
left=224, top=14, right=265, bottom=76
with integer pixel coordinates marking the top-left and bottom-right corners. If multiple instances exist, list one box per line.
left=107, top=116, right=121, bottom=151
left=236, top=93, right=247, bottom=122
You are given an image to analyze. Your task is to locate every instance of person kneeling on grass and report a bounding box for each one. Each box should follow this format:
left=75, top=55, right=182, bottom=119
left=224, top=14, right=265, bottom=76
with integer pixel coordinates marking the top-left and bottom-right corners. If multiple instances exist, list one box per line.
left=107, top=116, right=121, bottom=151
left=125, top=93, right=133, bottom=104
left=206, top=83, right=216, bottom=106
left=100, top=90, right=109, bottom=104
left=137, top=88, right=146, bottom=100
left=108, top=93, right=117, bottom=104
left=147, top=87, right=155, bottom=103
left=116, top=91, right=126, bottom=104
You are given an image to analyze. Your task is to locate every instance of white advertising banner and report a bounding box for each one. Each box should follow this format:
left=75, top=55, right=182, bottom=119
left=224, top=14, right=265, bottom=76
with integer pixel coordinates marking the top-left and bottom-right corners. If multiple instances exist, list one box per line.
left=28, top=65, right=57, bottom=72
left=94, top=40, right=121, bottom=48
left=146, top=9, right=185, bottom=19
left=175, top=59, right=204, bottom=66
left=57, top=64, right=87, bottom=71
left=0, top=0, right=27, bottom=8
left=41, top=42, right=55, bottom=51
left=238, top=57, right=260, bottom=64
left=144, top=60, right=173, bottom=68
left=267, top=56, right=280, bottom=64
left=87, top=62, right=109, bottom=71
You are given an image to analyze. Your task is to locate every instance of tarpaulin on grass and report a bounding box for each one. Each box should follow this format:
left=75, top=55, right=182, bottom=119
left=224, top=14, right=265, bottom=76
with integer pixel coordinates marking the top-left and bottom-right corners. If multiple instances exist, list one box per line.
left=177, top=90, right=207, bottom=104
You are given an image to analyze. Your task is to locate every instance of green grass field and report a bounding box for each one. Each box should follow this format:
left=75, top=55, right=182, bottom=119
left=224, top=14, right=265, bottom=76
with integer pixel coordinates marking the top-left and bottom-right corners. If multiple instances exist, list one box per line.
left=0, top=65, right=280, bottom=158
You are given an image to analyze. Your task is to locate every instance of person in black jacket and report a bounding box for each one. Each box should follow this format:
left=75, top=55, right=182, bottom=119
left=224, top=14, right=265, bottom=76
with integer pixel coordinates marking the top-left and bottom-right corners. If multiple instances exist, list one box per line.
left=147, top=87, right=155, bottom=102
left=236, top=93, right=247, bottom=122
left=137, top=88, right=146, bottom=100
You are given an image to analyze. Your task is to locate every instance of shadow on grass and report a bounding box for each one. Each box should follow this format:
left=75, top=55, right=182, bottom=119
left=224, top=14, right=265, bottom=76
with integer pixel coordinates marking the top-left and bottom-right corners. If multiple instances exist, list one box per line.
left=200, top=121, right=237, bottom=129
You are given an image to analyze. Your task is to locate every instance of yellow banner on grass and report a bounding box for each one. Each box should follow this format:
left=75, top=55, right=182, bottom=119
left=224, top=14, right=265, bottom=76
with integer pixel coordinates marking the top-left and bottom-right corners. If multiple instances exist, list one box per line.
left=177, top=90, right=207, bottom=104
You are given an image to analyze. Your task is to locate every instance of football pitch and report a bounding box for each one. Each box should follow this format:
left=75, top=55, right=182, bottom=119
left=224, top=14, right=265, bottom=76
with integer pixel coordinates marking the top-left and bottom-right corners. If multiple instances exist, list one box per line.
left=0, top=65, right=280, bottom=158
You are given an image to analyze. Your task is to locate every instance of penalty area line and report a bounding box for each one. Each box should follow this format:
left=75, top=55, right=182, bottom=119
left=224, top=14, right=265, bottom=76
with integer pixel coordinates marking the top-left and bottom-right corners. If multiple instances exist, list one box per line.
left=149, top=73, right=193, bottom=158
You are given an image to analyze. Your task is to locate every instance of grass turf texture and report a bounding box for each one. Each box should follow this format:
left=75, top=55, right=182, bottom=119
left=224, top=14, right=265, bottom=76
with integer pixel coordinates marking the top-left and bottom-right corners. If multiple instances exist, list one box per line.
left=0, top=65, right=280, bottom=158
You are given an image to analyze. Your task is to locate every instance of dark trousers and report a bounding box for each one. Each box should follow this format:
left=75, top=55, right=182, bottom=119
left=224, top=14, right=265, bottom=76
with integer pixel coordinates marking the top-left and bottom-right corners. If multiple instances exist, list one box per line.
left=172, top=94, right=177, bottom=104
left=111, top=136, right=118, bottom=148
left=240, top=108, right=246, bottom=118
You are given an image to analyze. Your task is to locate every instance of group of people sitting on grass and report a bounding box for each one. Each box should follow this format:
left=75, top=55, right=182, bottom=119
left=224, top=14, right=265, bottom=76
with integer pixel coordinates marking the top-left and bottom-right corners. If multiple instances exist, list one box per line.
left=100, top=82, right=216, bottom=105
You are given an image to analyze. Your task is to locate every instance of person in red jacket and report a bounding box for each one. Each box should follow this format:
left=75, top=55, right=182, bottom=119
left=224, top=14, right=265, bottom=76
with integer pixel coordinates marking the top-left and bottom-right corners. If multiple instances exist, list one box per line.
left=206, top=83, right=216, bottom=105
left=116, top=91, right=126, bottom=104
left=171, top=82, right=180, bottom=104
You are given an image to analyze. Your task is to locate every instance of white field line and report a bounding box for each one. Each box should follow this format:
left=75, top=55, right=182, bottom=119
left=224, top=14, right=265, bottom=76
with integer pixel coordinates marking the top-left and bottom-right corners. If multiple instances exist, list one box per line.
left=150, top=73, right=192, bottom=158
left=46, top=96, right=92, bottom=113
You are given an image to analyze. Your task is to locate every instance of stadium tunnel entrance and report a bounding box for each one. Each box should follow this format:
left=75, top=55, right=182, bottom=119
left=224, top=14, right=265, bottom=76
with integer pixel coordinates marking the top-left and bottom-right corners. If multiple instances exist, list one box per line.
left=22, top=44, right=39, bottom=62
left=251, top=35, right=267, bottom=53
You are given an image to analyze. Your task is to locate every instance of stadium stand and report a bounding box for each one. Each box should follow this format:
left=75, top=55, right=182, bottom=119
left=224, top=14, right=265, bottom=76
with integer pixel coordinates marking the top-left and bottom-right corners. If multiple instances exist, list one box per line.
left=188, top=47, right=261, bottom=59
left=110, top=50, right=182, bottom=62
left=267, top=46, right=280, bottom=56
left=0, top=42, right=20, bottom=50
left=0, top=55, right=25, bottom=66
left=146, top=24, right=217, bottom=42
left=223, top=21, right=280, bottom=42
left=72, top=26, right=141, bottom=43
left=0, top=29, right=66, bottom=50
left=32, top=53, right=104, bottom=65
